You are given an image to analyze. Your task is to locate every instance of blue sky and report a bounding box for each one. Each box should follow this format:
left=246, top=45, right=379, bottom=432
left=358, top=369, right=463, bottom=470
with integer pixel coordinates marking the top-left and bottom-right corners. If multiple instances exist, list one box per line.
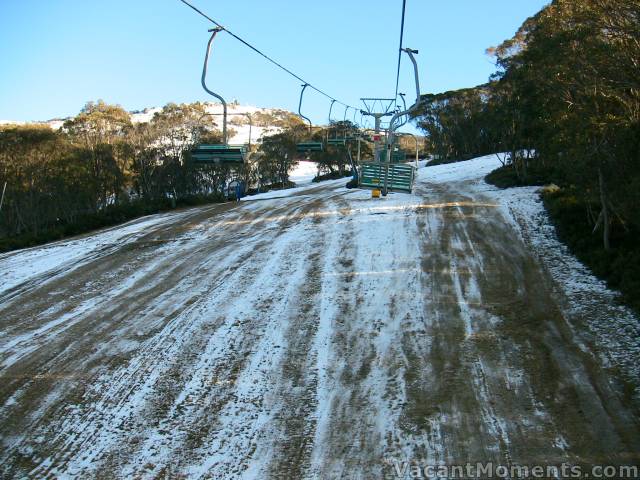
left=0, top=0, right=548, bottom=125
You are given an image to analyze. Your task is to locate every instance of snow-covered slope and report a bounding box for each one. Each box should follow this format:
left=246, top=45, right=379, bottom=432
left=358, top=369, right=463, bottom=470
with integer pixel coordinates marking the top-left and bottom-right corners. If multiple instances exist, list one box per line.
left=289, top=161, right=319, bottom=186
left=423, top=155, right=640, bottom=386
left=2, top=154, right=638, bottom=478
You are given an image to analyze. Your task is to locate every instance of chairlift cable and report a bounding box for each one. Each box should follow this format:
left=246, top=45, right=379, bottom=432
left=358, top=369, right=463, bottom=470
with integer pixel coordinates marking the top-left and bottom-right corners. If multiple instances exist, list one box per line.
left=179, top=0, right=357, bottom=110
left=393, top=0, right=408, bottom=109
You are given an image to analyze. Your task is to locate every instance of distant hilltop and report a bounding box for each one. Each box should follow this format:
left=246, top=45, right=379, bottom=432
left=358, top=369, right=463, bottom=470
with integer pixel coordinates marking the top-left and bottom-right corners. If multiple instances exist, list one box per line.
left=0, top=102, right=304, bottom=145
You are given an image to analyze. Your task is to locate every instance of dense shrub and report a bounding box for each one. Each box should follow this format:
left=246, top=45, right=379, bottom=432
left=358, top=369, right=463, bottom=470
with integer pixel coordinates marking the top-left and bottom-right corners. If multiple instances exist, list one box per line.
left=485, top=163, right=554, bottom=189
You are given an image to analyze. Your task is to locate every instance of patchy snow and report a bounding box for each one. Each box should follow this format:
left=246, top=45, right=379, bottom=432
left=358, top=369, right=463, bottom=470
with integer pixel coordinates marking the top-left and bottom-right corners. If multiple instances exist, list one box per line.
left=0, top=172, right=341, bottom=298
left=129, top=107, right=162, bottom=123
left=497, top=186, right=640, bottom=386
left=129, top=103, right=280, bottom=125
left=227, top=123, right=281, bottom=145
left=1, top=152, right=638, bottom=478
left=426, top=155, right=640, bottom=388
left=241, top=177, right=346, bottom=203
left=4, top=103, right=292, bottom=140
left=130, top=103, right=285, bottom=145
left=199, top=103, right=287, bottom=144
left=0, top=210, right=188, bottom=299
left=0, top=119, right=63, bottom=130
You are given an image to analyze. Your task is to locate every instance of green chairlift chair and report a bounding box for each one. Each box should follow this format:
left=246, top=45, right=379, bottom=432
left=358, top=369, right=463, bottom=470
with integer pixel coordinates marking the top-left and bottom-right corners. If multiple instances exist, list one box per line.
left=191, top=144, right=247, bottom=164
left=296, top=142, right=323, bottom=153
left=296, top=84, right=324, bottom=154
left=192, top=28, right=247, bottom=165
left=359, top=162, right=415, bottom=193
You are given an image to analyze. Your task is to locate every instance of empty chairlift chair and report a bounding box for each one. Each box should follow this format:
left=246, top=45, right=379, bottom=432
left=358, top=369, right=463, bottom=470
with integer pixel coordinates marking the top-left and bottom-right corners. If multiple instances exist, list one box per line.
left=359, top=162, right=415, bottom=193
left=191, top=28, right=247, bottom=165
left=391, top=148, right=407, bottom=163
left=191, top=144, right=247, bottom=164
left=296, top=141, right=324, bottom=153
left=296, top=83, right=325, bottom=155
left=326, top=137, right=346, bottom=146
left=358, top=48, right=422, bottom=195
left=325, top=100, right=348, bottom=147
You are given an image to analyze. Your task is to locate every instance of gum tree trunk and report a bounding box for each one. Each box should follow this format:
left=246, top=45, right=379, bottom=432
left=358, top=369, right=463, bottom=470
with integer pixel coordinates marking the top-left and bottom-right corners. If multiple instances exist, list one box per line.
left=598, top=166, right=611, bottom=251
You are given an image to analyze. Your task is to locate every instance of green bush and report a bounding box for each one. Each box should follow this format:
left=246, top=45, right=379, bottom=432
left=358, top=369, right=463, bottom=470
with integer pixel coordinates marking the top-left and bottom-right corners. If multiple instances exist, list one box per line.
left=0, top=195, right=225, bottom=253
left=485, top=163, right=554, bottom=189
left=425, top=157, right=466, bottom=167
left=312, top=171, right=353, bottom=183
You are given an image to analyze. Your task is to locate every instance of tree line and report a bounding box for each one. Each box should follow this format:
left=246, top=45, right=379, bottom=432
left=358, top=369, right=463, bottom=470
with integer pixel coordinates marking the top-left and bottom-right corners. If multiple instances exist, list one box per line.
left=0, top=101, right=368, bottom=248
left=416, top=0, right=639, bottom=252
left=0, top=101, right=222, bottom=243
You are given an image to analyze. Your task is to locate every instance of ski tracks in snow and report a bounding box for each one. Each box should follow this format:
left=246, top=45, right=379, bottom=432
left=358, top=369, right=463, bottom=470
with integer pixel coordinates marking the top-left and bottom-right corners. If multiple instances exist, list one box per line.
left=1, top=162, right=639, bottom=478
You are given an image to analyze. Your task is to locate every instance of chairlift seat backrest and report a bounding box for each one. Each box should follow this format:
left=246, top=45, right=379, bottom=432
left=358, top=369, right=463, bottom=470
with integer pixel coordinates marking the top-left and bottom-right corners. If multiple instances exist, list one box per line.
left=392, top=149, right=407, bottom=162
left=191, top=144, right=247, bottom=164
left=296, top=142, right=324, bottom=153
left=359, top=162, right=415, bottom=193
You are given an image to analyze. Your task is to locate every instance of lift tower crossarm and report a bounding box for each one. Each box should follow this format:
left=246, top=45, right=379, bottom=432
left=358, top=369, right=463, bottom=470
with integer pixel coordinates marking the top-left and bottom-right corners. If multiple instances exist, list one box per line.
left=360, top=98, right=396, bottom=115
